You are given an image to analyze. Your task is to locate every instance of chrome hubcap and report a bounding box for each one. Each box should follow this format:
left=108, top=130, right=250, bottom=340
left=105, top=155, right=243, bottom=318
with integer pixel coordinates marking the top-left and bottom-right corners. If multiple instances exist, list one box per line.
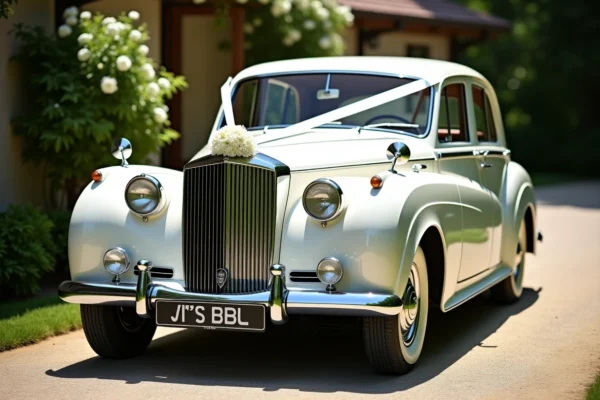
left=400, top=263, right=420, bottom=346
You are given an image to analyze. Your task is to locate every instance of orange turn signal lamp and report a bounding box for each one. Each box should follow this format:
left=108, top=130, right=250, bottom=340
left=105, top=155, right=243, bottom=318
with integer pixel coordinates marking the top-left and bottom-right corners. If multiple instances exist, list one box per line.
left=92, top=170, right=103, bottom=182
left=370, top=175, right=383, bottom=189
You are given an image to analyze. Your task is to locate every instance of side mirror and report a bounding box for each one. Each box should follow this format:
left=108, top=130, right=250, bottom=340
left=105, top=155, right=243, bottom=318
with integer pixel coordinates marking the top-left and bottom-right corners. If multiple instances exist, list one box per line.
left=111, top=138, right=132, bottom=167
left=386, top=142, right=411, bottom=173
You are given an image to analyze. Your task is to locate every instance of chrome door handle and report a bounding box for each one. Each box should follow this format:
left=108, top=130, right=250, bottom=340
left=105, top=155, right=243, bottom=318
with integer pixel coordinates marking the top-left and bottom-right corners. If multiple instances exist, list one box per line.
left=480, top=162, right=492, bottom=168
left=473, top=150, right=490, bottom=156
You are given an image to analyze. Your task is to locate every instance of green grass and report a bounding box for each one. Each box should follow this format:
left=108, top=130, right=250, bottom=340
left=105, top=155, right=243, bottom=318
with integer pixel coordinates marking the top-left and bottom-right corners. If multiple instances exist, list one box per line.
left=530, top=172, right=583, bottom=187
left=0, top=296, right=81, bottom=352
left=587, top=373, right=600, bottom=400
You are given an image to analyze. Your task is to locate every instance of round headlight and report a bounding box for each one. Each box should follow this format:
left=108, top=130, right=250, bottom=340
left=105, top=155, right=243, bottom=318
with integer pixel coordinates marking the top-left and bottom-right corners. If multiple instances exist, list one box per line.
left=302, top=179, right=343, bottom=221
left=317, top=257, right=343, bottom=286
left=103, top=247, right=130, bottom=275
left=125, top=174, right=164, bottom=216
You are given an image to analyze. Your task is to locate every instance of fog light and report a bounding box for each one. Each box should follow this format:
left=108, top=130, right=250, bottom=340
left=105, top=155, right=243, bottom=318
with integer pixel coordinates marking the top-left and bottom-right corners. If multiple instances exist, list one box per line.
left=103, top=247, right=130, bottom=276
left=317, top=257, right=343, bottom=291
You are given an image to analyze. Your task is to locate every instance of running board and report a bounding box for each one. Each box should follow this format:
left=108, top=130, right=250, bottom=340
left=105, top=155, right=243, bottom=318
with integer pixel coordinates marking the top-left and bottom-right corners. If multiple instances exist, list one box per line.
left=443, top=264, right=513, bottom=312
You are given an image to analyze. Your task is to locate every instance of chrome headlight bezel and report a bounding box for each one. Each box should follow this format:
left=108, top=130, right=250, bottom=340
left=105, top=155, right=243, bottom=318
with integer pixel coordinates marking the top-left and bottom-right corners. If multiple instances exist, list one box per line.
left=124, top=174, right=166, bottom=217
left=316, top=257, right=343, bottom=285
left=103, top=247, right=130, bottom=276
left=302, top=178, right=344, bottom=222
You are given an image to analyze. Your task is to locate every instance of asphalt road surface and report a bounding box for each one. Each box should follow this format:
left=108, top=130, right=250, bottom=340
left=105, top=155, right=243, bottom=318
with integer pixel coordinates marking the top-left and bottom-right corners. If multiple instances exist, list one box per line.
left=1, top=182, right=599, bottom=400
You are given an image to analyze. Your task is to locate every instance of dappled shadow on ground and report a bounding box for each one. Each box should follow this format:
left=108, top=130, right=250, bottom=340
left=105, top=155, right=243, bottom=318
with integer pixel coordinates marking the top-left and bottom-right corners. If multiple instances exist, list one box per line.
left=536, top=181, right=600, bottom=209
left=46, top=288, right=540, bottom=394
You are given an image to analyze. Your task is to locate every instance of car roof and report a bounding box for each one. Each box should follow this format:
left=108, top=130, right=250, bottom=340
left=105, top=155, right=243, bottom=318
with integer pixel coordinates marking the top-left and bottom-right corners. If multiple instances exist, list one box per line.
left=233, top=56, right=487, bottom=85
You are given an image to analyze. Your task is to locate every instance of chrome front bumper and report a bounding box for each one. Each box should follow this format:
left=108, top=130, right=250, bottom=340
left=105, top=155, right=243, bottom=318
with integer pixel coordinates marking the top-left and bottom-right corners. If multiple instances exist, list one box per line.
left=59, top=263, right=402, bottom=325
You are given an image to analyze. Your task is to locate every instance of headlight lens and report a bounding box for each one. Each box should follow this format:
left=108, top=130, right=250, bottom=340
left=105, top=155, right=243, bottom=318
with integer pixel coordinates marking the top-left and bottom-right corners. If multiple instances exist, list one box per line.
left=125, top=174, right=163, bottom=215
left=103, top=247, right=130, bottom=275
left=302, top=179, right=343, bottom=221
left=317, top=257, right=343, bottom=285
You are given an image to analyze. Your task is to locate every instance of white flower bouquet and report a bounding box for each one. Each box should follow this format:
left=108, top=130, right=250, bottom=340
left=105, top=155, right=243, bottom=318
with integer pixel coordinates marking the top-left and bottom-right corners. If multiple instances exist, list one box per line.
left=210, top=125, right=257, bottom=158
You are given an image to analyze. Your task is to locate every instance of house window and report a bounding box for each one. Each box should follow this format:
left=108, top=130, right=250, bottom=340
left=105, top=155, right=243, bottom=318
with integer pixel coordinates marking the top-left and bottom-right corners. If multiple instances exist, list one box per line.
left=407, top=45, right=430, bottom=58
left=438, top=83, right=469, bottom=143
left=472, top=85, right=498, bottom=142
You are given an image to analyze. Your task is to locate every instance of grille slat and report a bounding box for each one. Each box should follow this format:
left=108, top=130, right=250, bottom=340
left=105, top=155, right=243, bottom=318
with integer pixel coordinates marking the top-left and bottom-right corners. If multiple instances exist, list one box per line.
left=183, top=160, right=276, bottom=294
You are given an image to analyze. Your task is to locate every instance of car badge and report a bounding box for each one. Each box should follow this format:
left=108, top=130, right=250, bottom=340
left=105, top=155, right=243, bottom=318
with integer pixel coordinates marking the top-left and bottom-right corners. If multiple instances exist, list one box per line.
left=216, top=268, right=228, bottom=289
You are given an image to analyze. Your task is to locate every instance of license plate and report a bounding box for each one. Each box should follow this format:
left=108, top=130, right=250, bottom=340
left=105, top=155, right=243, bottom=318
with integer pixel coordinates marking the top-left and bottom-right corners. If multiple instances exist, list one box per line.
left=155, top=301, right=265, bottom=332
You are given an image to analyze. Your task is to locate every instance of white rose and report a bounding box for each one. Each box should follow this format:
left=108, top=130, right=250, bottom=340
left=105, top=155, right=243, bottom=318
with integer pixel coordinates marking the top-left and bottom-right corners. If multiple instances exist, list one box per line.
left=106, top=23, right=120, bottom=36
left=271, top=0, right=291, bottom=17
left=147, top=82, right=160, bottom=97
left=116, top=55, right=132, bottom=71
left=97, top=63, right=104, bottom=70
left=303, top=19, right=316, bottom=30
left=310, top=0, right=322, bottom=11
left=101, top=77, right=118, bottom=94
left=253, top=17, right=263, bottom=27
left=296, top=0, right=310, bottom=10
left=153, top=107, right=168, bottom=123
left=316, top=7, right=329, bottom=20
left=129, top=29, right=142, bottom=42
left=318, top=36, right=331, bottom=49
left=211, top=125, right=256, bottom=158
left=140, top=63, right=155, bottom=80
left=77, top=33, right=93, bottom=44
left=287, top=29, right=301, bottom=42
left=337, top=5, right=354, bottom=25
left=158, top=77, right=171, bottom=90
left=66, top=16, right=78, bottom=26
left=77, top=48, right=91, bottom=62
left=128, top=10, right=140, bottom=20
left=102, top=16, right=116, bottom=25
left=244, top=23, right=254, bottom=35
left=80, top=11, right=91, bottom=20
left=63, top=6, right=78, bottom=18
left=138, top=44, right=150, bottom=56
left=58, top=25, right=72, bottom=38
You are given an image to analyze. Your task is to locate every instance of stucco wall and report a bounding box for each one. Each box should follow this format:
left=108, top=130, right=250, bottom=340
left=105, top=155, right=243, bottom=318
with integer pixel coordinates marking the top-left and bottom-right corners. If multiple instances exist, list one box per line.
left=0, top=0, right=54, bottom=211
left=83, top=0, right=161, bottom=62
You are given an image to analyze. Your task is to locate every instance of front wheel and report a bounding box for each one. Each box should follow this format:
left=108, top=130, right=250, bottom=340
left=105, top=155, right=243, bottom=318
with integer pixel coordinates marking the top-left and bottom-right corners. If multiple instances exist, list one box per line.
left=363, top=246, right=429, bottom=375
left=81, top=305, right=156, bottom=359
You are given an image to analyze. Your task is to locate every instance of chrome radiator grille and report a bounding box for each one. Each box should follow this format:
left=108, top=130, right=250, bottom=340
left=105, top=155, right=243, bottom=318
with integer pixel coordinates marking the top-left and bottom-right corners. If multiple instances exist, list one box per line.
left=183, top=160, right=276, bottom=294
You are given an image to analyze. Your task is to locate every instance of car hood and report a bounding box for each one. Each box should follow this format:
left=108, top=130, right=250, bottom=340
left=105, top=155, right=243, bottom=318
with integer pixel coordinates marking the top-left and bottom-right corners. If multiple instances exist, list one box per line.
left=191, top=129, right=436, bottom=172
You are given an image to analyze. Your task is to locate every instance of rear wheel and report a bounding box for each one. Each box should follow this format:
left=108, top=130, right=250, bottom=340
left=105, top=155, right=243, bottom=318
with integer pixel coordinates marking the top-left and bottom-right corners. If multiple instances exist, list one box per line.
left=492, top=219, right=527, bottom=303
left=363, top=246, right=429, bottom=375
left=81, top=305, right=156, bottom=359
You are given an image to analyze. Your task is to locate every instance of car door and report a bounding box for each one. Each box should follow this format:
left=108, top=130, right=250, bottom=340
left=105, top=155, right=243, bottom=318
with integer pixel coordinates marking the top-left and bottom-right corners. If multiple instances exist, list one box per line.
left=436, top=82, right=495, bottom=282
left=471, top=84, right=506, bottom=267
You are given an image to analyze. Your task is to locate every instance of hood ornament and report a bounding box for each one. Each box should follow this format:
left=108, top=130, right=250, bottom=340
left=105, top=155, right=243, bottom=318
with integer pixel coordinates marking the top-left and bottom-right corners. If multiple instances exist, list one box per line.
left=216, top=268, right=228, bottom=289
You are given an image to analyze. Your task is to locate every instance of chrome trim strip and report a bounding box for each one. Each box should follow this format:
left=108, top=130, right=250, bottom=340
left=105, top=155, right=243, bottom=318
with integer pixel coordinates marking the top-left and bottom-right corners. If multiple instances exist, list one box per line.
left=291, top=159, right=435, bottom=172
left=58, top=280, right=403, bottom=317
left=437, top=148, right=509, bottom=159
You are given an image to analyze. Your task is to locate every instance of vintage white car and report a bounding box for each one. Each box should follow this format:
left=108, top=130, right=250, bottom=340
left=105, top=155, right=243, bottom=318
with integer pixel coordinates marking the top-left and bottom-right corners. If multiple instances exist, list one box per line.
left=59, top=57, right=539, bottom=375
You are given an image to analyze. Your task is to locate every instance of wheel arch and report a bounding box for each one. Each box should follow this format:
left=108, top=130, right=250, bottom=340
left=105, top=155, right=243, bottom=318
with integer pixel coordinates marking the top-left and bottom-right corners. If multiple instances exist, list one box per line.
left=419, top=226, right=446, bottom=309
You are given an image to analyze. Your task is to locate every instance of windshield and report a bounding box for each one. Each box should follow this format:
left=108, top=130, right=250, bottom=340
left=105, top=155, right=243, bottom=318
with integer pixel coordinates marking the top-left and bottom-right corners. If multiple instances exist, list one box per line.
left=227, top=73, right=432, bottom=136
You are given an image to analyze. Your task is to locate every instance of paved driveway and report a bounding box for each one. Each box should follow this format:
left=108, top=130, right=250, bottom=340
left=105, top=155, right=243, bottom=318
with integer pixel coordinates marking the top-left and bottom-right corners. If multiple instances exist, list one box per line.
left=1, top=182, right=599, bottom=400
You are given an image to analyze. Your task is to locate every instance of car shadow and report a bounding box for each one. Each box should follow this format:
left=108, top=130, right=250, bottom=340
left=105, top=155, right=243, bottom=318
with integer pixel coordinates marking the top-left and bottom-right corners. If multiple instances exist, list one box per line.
left=46, top=288, right=540, bottom=394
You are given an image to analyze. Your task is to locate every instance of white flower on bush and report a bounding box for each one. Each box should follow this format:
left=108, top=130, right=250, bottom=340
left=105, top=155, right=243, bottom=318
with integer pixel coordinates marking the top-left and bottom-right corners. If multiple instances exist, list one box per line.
left=210, top=125, right=257, bottom=158
left=336, top=5, right=354, bottom=25
left=310, top=0, right=323, bottom=11
left=80, top=11, right=91, bottom=20
left=288, top=29, right=301, bottom=42
left=140, top=63, right=156, bottom=80
left=271, top=0, right=291, bottom=18
left=78, top=33, right=93, bottom=44
left=147, top=82, right=160, bottom=98
left=129, top=29, right=142, bottom=42
left=66, top=15, right=78, bottom=26
left=296, top=0, right=310, bottom=10
left=153, top=107, right=168, bottom=123
left=158, top=77, right=171, bottom=90
left=316, top=7, right=330, bottom=20
left=58, top=25, right=72, bottom=38
left=106, top=22, right=127, bottom=36
left=101, top=77, right=118, bottom=94
left=77, top=48, right=91, bottom=62
left=319, top=35, right=332, bottom=49
left=128, top=10, right=140, bottom=20
left=253, top=17, right=263, bottom=27
left=244, top=23, right=254, bottom=35
left=97, top=63, right=104, bottom=70
left=138, top=44, right=150, bottom=56
left=63, top=6, right=78, bottom=18
left=115, top=55, right=132, bottom=72
left=303, top=19, right=316, bottom=30
left=102, top=16, right=116, bottom=25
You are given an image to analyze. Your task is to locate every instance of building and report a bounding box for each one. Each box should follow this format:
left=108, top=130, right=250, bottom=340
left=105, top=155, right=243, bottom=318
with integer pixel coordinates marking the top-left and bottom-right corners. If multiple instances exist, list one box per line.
left=0, top=0, right=508, bottom=209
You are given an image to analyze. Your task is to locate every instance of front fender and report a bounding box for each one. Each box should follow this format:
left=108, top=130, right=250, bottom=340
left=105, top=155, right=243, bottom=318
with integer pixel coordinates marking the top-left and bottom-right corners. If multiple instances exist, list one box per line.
left=280, top=171, right=463, bottom=297
left=68, top=165, right=184, bottom=285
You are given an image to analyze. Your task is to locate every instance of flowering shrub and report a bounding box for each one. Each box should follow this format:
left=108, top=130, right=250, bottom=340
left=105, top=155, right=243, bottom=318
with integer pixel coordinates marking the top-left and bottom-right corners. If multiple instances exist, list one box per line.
left=224, top=0, right=354, bottom=65
left=210, top=125, right=257, bottom=158
left=12, top=7, right=187, bottom=208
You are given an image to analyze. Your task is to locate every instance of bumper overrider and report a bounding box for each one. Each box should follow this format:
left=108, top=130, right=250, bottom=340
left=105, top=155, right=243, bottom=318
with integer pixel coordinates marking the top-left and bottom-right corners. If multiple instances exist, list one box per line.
left=59, top=261, right=403, bottom=324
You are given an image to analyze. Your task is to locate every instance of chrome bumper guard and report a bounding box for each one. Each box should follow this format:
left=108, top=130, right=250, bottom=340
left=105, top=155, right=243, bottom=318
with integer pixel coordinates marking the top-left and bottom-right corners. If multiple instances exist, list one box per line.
left=59, top=263, right=402, bottom=324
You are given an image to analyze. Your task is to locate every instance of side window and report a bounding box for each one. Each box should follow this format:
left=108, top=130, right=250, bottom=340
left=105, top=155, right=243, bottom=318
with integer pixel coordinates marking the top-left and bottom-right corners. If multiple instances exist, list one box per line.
left=472, top=85, right=498, bottom=142
left=438, top=83, right=468, bottom=143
